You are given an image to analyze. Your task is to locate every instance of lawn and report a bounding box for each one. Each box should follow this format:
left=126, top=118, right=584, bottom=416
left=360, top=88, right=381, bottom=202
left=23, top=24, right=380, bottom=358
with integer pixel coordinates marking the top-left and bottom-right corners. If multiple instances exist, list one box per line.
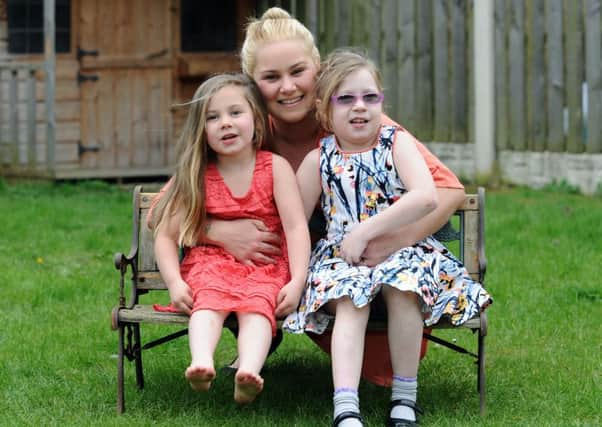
left=0, top=179, right=600, bottom=426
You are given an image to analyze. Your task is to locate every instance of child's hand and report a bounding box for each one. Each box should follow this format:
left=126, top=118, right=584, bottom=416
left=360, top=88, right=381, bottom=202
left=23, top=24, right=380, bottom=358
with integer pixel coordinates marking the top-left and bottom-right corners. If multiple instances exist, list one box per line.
left=275, top=281, right=304, bottom=318
left=168, top=279, right=193, bottom=315
left=340, top=228, right=369, bottom=265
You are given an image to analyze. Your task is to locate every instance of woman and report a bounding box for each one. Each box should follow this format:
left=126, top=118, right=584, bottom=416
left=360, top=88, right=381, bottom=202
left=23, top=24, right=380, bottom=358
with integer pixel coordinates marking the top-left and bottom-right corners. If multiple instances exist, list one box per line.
left=203, top=7, right=466, bottom=386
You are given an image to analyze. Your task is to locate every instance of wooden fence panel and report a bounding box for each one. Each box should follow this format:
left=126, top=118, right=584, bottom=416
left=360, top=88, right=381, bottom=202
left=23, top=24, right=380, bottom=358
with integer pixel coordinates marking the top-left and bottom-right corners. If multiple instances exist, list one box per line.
left=466, top=0, right=474, bottom=144
left=546, top=0, right=565, bottom=152
left=433, top=0, right=449, bottom=141
left=565, top=0, right=584, bottom=153
left=585, top=0, right=601, bottom=153
left=509, top=0, right=526, bottom=150
left=450, top=0, right=467, bottom=142
left=495, top=0, right=509, bottom=150
left=380, top=0, right=399, bottom=118
left=528, top=0, right=546, bottom=152
left=398, top=0, right=416, bottom=126
left=336, top=0, right=351, bottom=46
left=414, top=0, right=433, bottom=141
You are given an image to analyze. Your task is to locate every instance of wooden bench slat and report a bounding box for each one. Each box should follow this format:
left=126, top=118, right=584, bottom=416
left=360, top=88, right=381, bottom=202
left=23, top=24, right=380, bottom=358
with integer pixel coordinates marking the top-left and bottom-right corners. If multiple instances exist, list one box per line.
left=117, top=304, right=482, bottom=330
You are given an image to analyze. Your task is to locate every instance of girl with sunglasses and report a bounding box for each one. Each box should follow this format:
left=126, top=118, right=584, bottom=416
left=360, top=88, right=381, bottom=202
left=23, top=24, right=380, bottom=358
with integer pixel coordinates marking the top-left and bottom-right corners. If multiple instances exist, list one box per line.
left=283, top=49, right=492, bottom=427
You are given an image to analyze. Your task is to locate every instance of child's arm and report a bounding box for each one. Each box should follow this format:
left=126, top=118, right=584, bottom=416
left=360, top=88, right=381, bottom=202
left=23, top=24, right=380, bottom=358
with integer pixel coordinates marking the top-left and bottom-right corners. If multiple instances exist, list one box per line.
left=272, top=153, right=313, bottom=318
left=154, top=209, right=193, bottom=315
left=360, top=187, right=464, bottom=266
left=340, top=131, right=438, bottom=264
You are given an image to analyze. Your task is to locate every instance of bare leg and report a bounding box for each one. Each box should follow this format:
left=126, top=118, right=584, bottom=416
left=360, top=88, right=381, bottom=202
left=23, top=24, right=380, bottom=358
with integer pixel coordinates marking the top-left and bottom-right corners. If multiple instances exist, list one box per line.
left=221, top=328, right=283, bottom=373
left=331, top=297, right=370, bottom=390
left=381, top=287, right=423, bottom=377
left=329, top=297, right=369, bottom=427
left=233, top=312, right=271, bottom=403
left=382, top=287, right=423, bottom=422
left=186, top=309, right=228, bottom=391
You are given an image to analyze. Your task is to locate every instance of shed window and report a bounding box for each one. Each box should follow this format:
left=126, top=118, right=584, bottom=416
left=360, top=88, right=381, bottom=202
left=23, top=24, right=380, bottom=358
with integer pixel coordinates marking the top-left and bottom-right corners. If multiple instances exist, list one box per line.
left=180, top=0, right=237, bottom=52
left=7, top=0, right=71, bottom=54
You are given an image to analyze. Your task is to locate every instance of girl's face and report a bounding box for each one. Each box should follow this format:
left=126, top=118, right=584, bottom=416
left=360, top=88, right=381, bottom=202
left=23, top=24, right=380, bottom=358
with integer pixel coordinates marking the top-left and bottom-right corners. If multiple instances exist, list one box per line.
left=329, top=67, right=383, bottom=151
left=252, top=39, right=319, bottom=124
left=205, top=85, right=255, bottom=159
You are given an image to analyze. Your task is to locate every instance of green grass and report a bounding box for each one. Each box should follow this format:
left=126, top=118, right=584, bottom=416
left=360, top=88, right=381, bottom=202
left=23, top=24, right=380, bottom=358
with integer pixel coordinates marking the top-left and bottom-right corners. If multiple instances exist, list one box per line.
left=1, top=180, right=600, bottom=426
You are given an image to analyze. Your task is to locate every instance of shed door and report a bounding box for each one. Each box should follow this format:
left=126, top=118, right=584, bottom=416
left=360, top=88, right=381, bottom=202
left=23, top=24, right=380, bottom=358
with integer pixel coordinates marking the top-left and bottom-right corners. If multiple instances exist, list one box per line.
left=77, top=0, right=173, bottom=173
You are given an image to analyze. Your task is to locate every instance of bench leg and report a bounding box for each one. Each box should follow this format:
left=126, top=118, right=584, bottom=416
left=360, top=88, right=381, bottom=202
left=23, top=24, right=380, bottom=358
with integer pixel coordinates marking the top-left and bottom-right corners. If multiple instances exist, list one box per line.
left=117, top=325, right=125, bottom=414
left=133, top=325, right=144, bottom=389
left=477, top=330, right=486, bottom=415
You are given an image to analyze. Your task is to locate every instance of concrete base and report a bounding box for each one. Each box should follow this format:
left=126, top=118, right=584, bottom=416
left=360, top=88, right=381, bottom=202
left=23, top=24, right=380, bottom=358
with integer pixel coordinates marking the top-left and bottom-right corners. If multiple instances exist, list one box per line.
left=424, top=142, right=602, bottom=195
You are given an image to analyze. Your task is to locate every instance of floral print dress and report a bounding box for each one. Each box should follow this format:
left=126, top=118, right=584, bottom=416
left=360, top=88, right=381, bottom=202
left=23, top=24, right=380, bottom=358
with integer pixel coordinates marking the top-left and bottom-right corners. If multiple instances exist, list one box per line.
left=283, top=125, right=492, bottom=335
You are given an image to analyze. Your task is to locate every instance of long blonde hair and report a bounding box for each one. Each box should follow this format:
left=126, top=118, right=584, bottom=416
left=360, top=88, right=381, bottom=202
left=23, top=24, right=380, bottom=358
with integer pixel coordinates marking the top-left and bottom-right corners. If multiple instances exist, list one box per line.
left=314, top=48, right=383, bottom=132
left=241, top=7, right=320, bottom=76
left=150, top=73, right=267, bottom=247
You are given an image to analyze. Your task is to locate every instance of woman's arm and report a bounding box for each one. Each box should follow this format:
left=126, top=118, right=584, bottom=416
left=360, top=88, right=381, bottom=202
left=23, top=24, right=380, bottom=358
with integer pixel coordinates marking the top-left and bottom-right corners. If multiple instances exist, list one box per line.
left=294, top=149, right=323, bottom=221
left=360, top=187, right=464, bottom=266
left=340, top=131, right=438, bottom=264
left=271, top=154, right=312, bottom=317
left=154, top=210, right=193, bottom=315
left=204, top=217, right=281, bottom=266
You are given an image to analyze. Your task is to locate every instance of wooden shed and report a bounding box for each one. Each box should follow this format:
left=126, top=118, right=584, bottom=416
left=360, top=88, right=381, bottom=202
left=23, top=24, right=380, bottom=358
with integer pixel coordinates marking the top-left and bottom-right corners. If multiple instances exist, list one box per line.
left=0, top=0, right=259, bottom=179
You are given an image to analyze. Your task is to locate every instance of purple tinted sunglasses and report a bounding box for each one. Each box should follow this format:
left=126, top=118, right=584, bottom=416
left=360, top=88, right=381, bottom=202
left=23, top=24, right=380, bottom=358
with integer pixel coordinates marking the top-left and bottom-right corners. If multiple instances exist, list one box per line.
left=331, top=92, right=384, bottom=106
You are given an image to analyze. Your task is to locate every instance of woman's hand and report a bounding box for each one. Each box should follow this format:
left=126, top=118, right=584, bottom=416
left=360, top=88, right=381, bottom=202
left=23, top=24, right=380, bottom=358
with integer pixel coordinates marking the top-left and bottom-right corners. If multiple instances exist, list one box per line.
left=340, top=227, right=369, bottom=265
left=360, top=187, right=466, bottom=266
left=360, top=231, right=415, bottom=266
left=168, top=279, right=193, bottom=315
left=275, top=280, right=304, bottom=318
left=207, top=218, right=281, bottom=266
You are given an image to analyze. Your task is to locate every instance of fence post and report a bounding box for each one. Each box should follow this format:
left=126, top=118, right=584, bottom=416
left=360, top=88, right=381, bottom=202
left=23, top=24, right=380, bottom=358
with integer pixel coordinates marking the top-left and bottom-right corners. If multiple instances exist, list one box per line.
left=27, top=67, right=37, bottom=169
left=9, top=68, right=19, bottom=165
left=473, top=0, right=495, bottom=177
left=44, top=0, right=56, bottom=175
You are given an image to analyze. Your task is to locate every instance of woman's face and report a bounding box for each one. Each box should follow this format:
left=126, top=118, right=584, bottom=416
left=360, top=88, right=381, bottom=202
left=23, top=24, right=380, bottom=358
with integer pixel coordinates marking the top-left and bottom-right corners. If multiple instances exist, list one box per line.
left=252, top=39, right=319, bottom=124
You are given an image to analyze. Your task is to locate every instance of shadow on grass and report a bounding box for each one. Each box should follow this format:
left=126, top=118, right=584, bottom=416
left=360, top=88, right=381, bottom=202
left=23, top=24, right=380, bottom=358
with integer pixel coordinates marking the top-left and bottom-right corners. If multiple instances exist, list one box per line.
left=117, top=337, right=337, bottom=425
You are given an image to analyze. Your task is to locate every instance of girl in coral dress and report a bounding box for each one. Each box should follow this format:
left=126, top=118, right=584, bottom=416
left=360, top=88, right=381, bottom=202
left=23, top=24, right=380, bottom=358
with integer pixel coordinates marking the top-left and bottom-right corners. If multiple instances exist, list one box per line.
left=149, top=73, right=309, bottom=404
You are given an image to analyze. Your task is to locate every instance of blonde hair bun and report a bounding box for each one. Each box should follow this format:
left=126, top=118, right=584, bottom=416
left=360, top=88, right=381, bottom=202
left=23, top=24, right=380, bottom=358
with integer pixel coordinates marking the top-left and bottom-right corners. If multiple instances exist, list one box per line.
left=261, top=7, right=292, bottom=20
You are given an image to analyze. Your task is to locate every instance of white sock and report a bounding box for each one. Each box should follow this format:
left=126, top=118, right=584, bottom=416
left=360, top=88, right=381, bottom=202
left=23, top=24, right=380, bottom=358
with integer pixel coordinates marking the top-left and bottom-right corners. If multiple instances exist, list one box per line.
left=333, top=389, right=363, bottom=427
left=391, top=376, right=418, bottom=421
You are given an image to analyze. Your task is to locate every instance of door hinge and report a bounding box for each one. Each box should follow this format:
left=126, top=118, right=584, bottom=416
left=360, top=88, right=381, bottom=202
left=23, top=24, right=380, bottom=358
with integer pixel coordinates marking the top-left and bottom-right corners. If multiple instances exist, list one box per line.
left=78, top=141, right=101, bottom=157
left=77, top=71, right=99, bottom=85
left=77, top=47, right=99, bottom=61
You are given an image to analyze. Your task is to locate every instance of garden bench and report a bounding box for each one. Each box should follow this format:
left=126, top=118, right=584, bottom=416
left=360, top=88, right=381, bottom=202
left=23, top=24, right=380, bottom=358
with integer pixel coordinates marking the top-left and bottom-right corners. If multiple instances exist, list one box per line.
left=111, top=185, right=488, bottom=414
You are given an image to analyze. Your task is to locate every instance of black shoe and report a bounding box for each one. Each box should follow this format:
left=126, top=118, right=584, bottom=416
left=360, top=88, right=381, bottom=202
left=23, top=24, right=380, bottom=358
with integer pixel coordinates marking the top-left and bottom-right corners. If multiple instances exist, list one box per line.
left=333, top=411, right=364, bottom=427
left=386, top=399, right=423, bottom=426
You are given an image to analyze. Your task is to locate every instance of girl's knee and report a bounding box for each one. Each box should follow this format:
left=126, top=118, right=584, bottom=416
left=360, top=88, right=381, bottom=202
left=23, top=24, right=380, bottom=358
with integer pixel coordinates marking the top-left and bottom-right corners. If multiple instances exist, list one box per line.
left=333, top=297, right=370, bottom=319
left=236, top=312, right=272, bottom=330
left=382, top=287, right=419, bottom=307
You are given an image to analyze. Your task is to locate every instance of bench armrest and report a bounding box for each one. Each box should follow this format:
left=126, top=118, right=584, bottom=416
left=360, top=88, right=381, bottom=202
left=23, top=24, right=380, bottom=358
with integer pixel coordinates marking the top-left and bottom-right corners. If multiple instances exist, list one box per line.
left=477, top=187, right=487, bottom=284
left=113, top=185, right=145, bottom=308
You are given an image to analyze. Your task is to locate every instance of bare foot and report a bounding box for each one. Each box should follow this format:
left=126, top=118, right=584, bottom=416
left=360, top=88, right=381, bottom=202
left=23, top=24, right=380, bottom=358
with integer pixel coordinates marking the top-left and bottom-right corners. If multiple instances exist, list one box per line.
left=185, top=366, right=216, bottom=392
left=234, top=370, right=264, bottom=404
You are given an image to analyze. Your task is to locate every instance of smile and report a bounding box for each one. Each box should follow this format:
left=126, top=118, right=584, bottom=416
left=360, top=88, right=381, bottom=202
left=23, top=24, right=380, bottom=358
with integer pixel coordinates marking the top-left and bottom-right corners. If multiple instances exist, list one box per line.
left=278, top=96, right=303, bottom=105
